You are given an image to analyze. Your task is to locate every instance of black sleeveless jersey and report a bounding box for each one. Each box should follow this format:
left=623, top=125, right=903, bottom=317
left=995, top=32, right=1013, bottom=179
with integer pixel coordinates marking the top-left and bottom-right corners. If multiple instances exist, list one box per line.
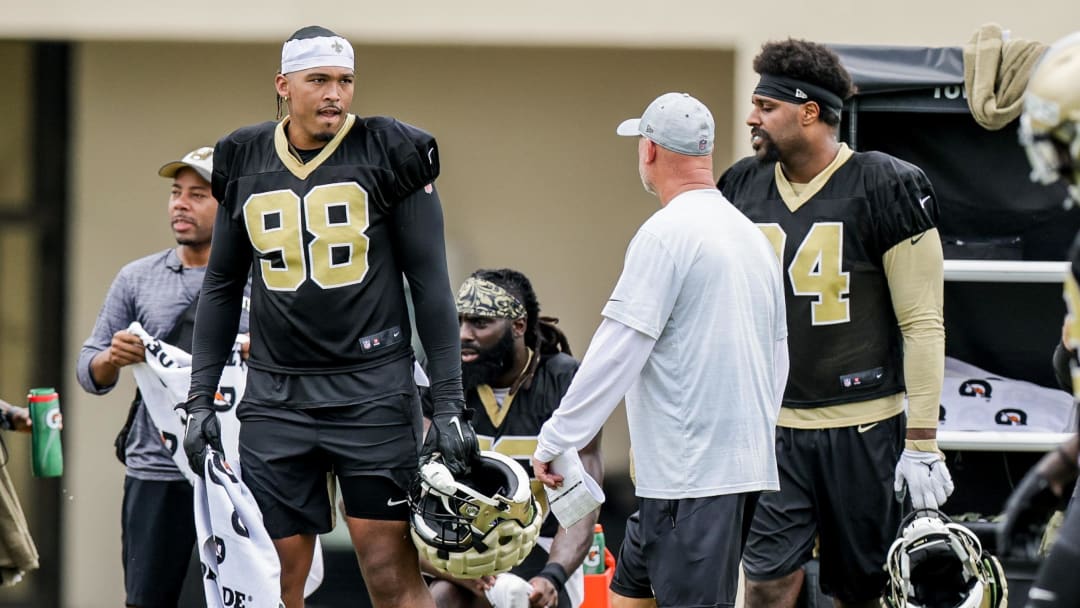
left=466, top=352, right=579, bottom=538
left=212, top=114, right=438, bottom=374
left=719, top=151, right=938, bottom=407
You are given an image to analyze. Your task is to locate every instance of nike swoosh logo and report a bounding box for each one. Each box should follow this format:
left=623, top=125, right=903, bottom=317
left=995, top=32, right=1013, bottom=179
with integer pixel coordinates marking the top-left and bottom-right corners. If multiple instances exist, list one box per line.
left=386, top=497, right=408, bottom=507
left=448, top=416, right=465, bottom=442
left=911, top=232, right=926, bottom=245
left=918, top=194, right=931, bottom=210
left=856, top=422, right=879, bottom=433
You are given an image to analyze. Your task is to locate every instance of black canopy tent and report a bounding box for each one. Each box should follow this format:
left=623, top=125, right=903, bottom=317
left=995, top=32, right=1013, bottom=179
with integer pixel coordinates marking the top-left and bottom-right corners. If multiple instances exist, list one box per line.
left=832, top=44, right=1078, bottom=262
left=822, top=45, right=1069, bottom=597
left=830, top=44, right=1077, bottom=390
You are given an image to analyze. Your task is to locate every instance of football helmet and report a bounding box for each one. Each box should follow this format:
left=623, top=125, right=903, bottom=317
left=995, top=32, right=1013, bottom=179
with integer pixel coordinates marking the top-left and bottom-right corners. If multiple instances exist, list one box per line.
left=409, top=450, right=541, bottom=578
left=1020, top=32, right=1080, bottom=206
left=885, top=509, right=1008, bottom=608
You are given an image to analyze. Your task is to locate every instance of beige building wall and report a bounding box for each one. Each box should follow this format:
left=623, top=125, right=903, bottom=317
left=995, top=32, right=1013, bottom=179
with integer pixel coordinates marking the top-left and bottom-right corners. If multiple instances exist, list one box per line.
left=6, top=0, right=1080, bottom=157
left=64, top=40, right=733, bottom=607
left=0, top=2, right=1069, bottom=604
left=3, top=0, right=1079, bottom=47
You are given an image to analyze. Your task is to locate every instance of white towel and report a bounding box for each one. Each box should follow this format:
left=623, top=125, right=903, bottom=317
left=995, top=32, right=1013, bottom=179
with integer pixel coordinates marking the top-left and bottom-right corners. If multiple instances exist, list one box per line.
left=194, top=450, right=282, bottom=608
left=940, top=356, right=1075, bottom=432
left=127, top=322, right=244, bottom=480
left=128, top=322, right=323, bottom=603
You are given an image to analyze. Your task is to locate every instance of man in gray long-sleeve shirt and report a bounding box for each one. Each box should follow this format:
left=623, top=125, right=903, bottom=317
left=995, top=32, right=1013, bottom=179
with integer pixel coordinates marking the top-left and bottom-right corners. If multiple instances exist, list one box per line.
left=77, top=146, right=249, bottom=608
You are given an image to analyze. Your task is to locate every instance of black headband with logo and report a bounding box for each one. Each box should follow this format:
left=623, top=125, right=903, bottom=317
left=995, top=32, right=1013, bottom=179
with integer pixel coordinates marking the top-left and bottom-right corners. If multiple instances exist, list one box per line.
left=754, top=73, right=844, bottom=118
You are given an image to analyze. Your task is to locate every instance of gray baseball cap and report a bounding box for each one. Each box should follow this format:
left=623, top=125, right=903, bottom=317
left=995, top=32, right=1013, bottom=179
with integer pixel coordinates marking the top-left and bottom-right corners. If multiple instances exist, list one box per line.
left=616, top=92, right=715, bottom=156
left=158, top=146, right=214, bottom=183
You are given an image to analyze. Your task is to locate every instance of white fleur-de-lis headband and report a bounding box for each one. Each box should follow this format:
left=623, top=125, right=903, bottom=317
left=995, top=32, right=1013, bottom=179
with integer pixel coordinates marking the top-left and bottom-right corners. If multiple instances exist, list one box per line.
left=281, top=31, right=354, bottom=75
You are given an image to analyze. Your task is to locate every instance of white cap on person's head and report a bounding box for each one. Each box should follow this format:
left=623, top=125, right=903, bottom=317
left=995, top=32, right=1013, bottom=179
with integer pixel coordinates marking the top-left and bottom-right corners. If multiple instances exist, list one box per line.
left=616, top=92, right=715, bottom=156
left=280, top=25, right=354, bottom=75
left=158, top=146, right=213, bottom=183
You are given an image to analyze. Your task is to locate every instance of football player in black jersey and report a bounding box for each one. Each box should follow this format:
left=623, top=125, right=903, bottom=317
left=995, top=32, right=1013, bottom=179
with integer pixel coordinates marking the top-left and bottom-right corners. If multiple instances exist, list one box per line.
left=423, top=268, right=603, bottom=608
left=999, top=32, right=1080, bottom=608
left=718, top=39, right=952, bottom=608
left=181, top=26, right=477, bottom=608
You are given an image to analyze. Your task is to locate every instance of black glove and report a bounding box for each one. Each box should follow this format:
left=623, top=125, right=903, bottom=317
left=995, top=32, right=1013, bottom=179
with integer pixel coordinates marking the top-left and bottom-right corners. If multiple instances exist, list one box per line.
left=998, top=466, right=1067, bottom=558
left=422, top=401, right=479, bottom=477
left=179, top=395, right=223, bottom=476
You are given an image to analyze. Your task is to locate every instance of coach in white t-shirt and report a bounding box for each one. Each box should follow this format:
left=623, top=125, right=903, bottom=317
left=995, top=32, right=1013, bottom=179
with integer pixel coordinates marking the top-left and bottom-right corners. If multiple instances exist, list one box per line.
left=533, top=92, right=788, bottom=608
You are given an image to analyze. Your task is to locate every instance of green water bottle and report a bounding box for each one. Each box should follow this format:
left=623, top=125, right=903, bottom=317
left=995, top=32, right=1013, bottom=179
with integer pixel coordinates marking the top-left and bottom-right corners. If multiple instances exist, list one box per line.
left=28, top=388, right=63, bottom=478
left=583, top=523, right=605, bottom=574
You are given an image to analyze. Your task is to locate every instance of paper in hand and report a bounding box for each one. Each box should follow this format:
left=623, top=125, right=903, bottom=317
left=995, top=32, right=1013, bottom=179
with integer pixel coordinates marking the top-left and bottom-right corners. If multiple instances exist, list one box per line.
left=544, top=450, right=605, bottom=529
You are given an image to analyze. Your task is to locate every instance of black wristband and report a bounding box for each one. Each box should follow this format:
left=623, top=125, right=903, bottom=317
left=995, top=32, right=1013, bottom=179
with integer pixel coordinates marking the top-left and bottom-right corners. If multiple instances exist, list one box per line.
left=179, top=394, right=213, bottom=413
left=537, top=563, right=568, bottom=593
left=0, top=409, right=13, bottom=431
left=432, top=400, right=468, bottom=418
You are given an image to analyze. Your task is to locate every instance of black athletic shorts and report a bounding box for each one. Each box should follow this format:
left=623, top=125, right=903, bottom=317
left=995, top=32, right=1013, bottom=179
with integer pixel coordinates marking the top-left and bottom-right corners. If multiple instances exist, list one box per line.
left=122, top=476, right=199, bottom=608
left=237, top=391, right=423, bottom=538
left=636, top=492, right=758, bottom=608
left=742, top=413, right=905, bottom=604
left=609, top=510, right=652, bottom=599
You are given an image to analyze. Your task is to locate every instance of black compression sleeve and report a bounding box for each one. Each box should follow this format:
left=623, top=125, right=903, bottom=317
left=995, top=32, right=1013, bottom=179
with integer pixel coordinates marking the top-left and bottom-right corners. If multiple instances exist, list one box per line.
left=188, top=205, right=253, bottom=403
left=392, top=185, right=463, bottom=405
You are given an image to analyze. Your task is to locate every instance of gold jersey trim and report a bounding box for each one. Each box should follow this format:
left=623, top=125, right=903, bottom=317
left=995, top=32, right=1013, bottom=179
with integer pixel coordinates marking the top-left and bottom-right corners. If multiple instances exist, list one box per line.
left=477, top=384, right=512, bottom=428
left=476, top=349, right=536, bottom=429
left=274, top=114, right=357, bottom=180
left=778, top=392, right=905, bottom=429
left=775, top=143, right=854, bottom=213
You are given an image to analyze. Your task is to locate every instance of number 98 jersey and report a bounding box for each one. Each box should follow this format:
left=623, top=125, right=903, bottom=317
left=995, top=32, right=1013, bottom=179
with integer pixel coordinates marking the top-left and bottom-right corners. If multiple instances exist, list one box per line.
left=213, top=114, right=438, bottom=374
left=719, top=150, right=938, bottom=408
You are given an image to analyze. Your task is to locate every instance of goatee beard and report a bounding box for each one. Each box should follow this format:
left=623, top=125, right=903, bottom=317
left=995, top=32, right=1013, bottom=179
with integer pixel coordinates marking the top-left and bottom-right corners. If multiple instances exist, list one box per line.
left=462, top=327, right=517, bottom=391
left=759, top=143, right=781, bottom=163
left=753, top=130, right=781, bottom=163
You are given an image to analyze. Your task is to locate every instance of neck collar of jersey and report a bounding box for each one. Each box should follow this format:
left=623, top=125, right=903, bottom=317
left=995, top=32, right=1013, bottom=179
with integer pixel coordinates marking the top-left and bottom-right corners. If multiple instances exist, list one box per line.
left=775, top=142, right=853, bottom=212
left=274, top=114, right=356, bottom=179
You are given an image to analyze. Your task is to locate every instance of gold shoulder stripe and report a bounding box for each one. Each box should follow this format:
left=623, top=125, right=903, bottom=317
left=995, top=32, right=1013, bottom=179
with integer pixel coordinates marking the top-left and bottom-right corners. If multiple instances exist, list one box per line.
left=274, top=114, right=357, bottom=179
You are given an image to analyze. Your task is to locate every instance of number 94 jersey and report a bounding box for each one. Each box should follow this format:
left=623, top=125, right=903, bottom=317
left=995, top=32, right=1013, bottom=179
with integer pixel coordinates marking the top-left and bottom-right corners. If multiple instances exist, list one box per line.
left=718, top=150, right=938, bottom=408
left=213, top=114, right=438, bottom=374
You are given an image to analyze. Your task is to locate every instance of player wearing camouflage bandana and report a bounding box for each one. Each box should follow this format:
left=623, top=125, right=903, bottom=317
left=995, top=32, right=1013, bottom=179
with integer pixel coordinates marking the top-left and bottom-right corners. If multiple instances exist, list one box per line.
left=423, top=268, right=601, bottom=608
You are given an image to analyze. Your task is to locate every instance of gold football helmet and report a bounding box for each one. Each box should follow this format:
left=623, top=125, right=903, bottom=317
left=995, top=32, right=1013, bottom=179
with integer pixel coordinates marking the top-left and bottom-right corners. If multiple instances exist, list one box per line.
left=409, top=451, right=541, bottom=579
left=885, top=509, right=1008, bottom=608
left=1020, top=32, right=1080, bottom=205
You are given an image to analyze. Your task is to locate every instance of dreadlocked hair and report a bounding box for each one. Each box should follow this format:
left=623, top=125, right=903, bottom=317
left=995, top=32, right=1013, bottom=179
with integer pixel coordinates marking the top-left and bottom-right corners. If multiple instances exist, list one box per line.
left=470, top=268, right=572, bottom=357
left=753, top=38, right=856, bottom=127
